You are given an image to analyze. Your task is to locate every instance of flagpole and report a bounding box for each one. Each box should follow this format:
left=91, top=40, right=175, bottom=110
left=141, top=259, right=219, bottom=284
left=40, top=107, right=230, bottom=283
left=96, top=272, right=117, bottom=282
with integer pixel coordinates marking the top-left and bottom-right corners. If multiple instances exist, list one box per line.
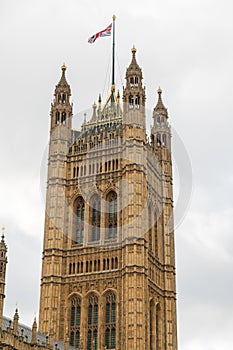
left=112, top=15, right=116, bottom=86
left=111, top=15, right=116, bottom=103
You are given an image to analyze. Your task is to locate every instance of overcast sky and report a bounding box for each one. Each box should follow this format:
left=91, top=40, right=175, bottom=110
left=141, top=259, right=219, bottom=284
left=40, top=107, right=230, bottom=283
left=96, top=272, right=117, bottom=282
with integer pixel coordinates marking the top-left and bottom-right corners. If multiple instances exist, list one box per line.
left=1, top=0, right=233, bottom=349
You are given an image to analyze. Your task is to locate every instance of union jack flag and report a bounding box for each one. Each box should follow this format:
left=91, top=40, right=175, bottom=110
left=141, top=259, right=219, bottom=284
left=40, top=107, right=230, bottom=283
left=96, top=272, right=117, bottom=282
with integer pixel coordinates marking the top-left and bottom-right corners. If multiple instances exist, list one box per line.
left=88, top=23, right=112, bottom=44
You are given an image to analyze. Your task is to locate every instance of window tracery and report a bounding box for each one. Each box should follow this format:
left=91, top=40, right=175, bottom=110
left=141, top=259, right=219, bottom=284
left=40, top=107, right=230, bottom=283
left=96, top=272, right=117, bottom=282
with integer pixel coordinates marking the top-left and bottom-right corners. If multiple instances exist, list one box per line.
left=87, top=295, right=98, bottom=350
left=105, top=293, right=116, bottom=349
left=106, top=192, right=117, bottom=240
left=70, top=297, right=81, bottom=348
left=74, top=197, right=85, bottom=244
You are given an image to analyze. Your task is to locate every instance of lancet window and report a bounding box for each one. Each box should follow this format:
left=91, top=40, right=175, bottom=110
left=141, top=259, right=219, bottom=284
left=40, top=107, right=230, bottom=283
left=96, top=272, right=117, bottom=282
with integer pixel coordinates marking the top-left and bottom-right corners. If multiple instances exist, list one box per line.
left=105, top=293, right=116, bottom=349
left=74, top=197, right=85, bottom=244
left=70, top=297, right=81, bottom=348
left=156, top=133, right=161, bottom=146
left=61, top=111, right=66, bottom=124
left=129, top=95, right=134, bottom=108
left=106, top=191, right=117, bottom=240
left=62, top=93, right=66, bottom=103
left=90, top=195, right=101, bottom=241
left=87, top=295, right=98, bottom=350
left=55, top=111, right=60, bottom=124
left=135, top=95, right=140, bottom=108
left=162, top=133, right=167, bottom=146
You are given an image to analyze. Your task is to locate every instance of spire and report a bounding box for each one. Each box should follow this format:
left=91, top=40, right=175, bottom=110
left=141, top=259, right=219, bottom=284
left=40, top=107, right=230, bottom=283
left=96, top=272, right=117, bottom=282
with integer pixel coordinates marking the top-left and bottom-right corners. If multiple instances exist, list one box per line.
left=98, top=94, right=102, bottom=118
left=127, top=46, right=141, bottom=73
left=13, top=308, right=19, bottom=334
left=54, top=63, right=71, bottom=100
left=154, top=87, right=168, bottom=117
left=124, top=46, right=144, bottom=92
left=31, top=316, right=37, bottom=344
left=92, top=102, right=97, bottom=120
left=57, top=63, right=70, bottom=89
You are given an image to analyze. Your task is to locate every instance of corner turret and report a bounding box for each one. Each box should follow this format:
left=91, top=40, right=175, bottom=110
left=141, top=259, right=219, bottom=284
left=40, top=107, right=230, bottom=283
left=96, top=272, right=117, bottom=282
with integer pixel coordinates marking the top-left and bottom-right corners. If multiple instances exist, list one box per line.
left=123, top=47, right=146, bottom=129
left=50, top=64, right=72, bottom=131
left=151, top=87, right=171, bottom=150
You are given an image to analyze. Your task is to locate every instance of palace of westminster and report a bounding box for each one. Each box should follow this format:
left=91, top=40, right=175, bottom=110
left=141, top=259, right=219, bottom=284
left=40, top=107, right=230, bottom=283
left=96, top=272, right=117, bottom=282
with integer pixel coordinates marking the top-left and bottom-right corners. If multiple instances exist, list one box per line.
left=0, top=47, right=178, bottom=350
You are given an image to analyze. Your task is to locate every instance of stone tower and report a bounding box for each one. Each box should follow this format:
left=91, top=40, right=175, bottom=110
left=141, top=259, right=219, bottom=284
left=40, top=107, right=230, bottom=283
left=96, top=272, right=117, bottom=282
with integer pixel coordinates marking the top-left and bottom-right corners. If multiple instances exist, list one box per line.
left=0, top=228, right=7, bottom=329
left=39, top=48, right=178, bottom=350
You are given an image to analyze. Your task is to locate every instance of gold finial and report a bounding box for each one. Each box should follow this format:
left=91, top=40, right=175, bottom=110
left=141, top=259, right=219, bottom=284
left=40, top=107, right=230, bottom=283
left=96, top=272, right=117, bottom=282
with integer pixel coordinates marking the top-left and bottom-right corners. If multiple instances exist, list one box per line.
left=131, top=45, right=137, bottom=54
left=61, top=63, right=67, bottom=71
left=157, top=86, right=162, bottom=94
left=93, top=101, right=97, bottom=109
left=1, top=226, right=5, bottom=233
left=112, top=14, right=116, bottom=20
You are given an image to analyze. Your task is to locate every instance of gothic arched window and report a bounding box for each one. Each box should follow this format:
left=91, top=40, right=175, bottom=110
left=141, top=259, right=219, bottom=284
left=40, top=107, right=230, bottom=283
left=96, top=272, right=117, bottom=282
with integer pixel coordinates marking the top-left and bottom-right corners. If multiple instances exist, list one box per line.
left=106, top=191, right=117, bottom=240
left=162, top=133, right=167, bottom=146
left=87, top=295, right=98, bottom=350
left=130, top=76, right=134, bottom=86
left=129, top=95, right=134, bottom=108
left=105, top=293, right=116, bottom=349
left=70, top=297, right=81, bottom=348
left=90, top=195, right=101, bottom=242
left=135, top=95, right=140, bottom=108
left=74, top=197, right=85, bottom=244
left=55, top=111, right=60, bottom=124
left=61, top=111, right=66, bottom=125
left=156, top=133, right=161, bottom=146
left=62, top=93, right=66, bottom=103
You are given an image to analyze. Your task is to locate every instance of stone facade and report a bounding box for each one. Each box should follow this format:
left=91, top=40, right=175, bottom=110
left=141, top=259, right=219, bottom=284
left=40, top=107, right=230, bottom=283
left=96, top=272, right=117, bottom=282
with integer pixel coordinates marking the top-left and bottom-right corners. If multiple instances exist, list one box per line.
left=0, top=47, right=178, bottom=350
left=38, top=47, right=178, bottom=350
